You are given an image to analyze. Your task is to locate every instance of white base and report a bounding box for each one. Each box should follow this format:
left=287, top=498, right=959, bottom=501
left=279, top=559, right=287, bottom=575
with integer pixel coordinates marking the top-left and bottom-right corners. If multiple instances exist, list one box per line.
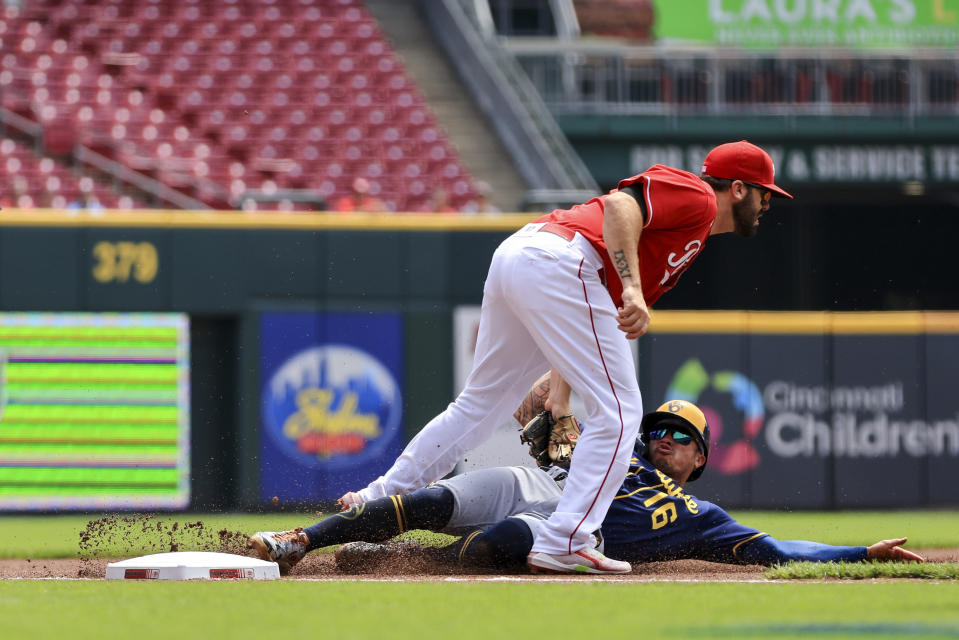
left=106, top=552, right=280, bottom=580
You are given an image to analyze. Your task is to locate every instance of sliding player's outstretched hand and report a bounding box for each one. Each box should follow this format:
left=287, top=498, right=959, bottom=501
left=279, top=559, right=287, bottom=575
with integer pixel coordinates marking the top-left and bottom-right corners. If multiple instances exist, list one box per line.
left=866, top=537, right=925, bottom=562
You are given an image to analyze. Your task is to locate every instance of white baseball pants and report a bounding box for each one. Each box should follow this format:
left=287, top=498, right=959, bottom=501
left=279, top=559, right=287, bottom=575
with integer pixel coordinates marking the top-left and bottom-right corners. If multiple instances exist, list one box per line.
left=359, top=223, right=643, bottom=555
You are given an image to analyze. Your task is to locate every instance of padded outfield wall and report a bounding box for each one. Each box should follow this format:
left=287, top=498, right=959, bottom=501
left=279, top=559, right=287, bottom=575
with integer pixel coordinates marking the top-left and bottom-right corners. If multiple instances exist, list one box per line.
left=0, top=211, right=956, bottom=509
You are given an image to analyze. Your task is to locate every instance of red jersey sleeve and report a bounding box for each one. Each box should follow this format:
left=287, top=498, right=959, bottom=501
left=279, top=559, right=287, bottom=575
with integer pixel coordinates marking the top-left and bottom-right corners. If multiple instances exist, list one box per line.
left=536, top=166, right=716, bottom=308
left=619, top=165, right=715, bottom=232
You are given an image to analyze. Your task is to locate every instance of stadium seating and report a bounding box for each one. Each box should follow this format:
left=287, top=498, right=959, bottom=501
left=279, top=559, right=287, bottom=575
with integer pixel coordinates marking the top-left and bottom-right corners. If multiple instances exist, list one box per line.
left=0, top=135, right=149, bottom=210
left=0, top=0, right=478, bottom=211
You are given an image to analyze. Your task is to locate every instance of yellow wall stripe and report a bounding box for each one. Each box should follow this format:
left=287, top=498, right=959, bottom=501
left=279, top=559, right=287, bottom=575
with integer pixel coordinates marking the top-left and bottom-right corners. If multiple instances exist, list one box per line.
left=0, top=209, right=536, bottom=232
left=830, top=312, right=924, bottom=333
left=924, top=313, right=959, bottom=333
left=650, top=311, right=959, bottom=335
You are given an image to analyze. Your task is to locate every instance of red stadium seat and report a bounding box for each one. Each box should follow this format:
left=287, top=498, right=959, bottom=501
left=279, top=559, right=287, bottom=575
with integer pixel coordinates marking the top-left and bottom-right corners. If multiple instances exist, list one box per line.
left=3, top=0, right=478, bottom=210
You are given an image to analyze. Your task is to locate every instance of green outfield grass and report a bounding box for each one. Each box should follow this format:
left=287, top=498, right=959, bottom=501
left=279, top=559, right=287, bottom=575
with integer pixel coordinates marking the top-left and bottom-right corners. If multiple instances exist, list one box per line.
left=3, top=509, right=956, bottom=559
left=3, top=581, right=959, bottom=640
left=4, top=511, right=959, bottom=639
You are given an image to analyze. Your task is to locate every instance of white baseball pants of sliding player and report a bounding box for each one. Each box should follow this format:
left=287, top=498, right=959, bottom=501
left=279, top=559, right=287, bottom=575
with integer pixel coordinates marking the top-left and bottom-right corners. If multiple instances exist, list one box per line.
left=358, top=223, right=643, bottom=556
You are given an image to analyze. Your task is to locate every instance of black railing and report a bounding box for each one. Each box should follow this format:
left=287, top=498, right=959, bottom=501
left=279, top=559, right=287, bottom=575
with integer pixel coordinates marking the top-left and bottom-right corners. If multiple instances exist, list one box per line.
left=506, top=43, right=959, bottom=117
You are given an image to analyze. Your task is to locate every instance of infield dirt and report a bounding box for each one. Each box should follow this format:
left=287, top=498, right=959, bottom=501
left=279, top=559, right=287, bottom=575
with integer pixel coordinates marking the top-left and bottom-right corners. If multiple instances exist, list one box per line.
left=3, top=552, right=957, bottom=581
left=3, top=514, right=954, bottom=582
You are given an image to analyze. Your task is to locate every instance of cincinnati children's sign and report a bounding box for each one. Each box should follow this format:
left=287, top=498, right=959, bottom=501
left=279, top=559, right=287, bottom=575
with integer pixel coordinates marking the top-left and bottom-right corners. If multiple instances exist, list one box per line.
left=665, top=358, right=959, bottom=476
left=762, top=381, right=959, bottom=458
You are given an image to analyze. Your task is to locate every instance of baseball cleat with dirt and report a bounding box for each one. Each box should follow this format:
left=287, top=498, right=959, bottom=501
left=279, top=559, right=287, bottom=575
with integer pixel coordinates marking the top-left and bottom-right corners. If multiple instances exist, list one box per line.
left=246, top=528, right=310, bottom=575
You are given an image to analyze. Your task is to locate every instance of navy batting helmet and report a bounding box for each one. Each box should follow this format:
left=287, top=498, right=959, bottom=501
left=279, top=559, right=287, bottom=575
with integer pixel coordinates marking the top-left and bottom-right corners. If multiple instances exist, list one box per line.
left=640, top=400, right=711, bottom=482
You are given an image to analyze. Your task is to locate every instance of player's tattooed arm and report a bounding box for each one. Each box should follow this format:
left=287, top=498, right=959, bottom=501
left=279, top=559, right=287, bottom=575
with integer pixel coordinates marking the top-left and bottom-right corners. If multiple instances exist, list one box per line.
left=514, top=371, right=551, bottom=424
left=603, top=191, right=643, bottom=287
left=603, top=190, right=650, bottom=339
left=545, top=369, right=572, bottom=418
left=612, top=249, right=631, bottom=280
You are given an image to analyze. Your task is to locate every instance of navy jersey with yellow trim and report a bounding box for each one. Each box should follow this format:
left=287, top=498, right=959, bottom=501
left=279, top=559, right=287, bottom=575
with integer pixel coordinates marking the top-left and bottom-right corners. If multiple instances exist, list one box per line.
left=599, top=453, right=868, bottom=565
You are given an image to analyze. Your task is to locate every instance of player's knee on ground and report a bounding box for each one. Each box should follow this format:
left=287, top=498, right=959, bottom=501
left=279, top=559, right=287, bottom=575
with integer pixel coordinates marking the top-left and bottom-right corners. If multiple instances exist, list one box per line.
left=457, top=518, right=534, bottom=569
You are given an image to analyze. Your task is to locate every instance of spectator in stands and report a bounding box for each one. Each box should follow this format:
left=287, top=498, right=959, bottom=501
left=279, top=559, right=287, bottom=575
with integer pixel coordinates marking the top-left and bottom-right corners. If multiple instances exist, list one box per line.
left=0, top=176, right=25, bottom=209
left=6, top=176, right=34, bottom=209
left=37, top=186, right=60, bottom=209
left=332, top=177, right=386, bottom=213
left=68, top=193, right=105, bottom=214
left=460, top=181, right=502, bottom=215
left=422, top=187, right=457, bottom=214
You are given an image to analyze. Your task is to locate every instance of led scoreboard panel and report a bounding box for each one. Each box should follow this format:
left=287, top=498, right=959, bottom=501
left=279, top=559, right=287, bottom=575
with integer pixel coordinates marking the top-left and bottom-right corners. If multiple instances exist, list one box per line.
left=0, top=313, right=189, bottom=510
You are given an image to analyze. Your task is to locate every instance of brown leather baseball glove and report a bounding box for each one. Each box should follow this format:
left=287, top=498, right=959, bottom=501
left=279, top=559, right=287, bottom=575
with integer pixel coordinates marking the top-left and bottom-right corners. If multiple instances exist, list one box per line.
left=520, top=411, right=581, bottom=468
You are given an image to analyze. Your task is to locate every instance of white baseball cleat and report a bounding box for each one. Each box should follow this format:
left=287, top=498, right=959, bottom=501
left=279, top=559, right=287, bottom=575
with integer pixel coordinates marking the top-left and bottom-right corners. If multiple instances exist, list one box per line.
left=337, top=491, right=365, bottom=511
left=247, top=528, right=310, bottom=575
left=527, top=547, right=631, bottom=574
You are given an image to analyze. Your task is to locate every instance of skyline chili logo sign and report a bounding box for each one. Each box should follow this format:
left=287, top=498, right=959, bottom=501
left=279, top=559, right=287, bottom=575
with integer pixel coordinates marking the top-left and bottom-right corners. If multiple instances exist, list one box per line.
left=262, top=344, right=403, bottom=469
left=258, top=311, right=404, bottom=502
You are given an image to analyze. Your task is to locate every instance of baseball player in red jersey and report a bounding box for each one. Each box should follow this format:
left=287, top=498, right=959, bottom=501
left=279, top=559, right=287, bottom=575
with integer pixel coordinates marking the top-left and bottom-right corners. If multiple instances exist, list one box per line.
left=340, top=140, right=793, bottom=574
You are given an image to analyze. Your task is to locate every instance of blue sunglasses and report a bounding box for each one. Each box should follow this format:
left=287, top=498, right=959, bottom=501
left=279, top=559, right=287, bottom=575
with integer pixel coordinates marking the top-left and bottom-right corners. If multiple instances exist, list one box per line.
left=649, top=428, right=696, bottom=446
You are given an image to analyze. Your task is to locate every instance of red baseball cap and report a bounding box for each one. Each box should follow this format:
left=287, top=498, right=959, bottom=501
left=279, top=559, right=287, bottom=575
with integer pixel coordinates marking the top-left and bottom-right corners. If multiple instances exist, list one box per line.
left=702, top=140, right=793, bottom=199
